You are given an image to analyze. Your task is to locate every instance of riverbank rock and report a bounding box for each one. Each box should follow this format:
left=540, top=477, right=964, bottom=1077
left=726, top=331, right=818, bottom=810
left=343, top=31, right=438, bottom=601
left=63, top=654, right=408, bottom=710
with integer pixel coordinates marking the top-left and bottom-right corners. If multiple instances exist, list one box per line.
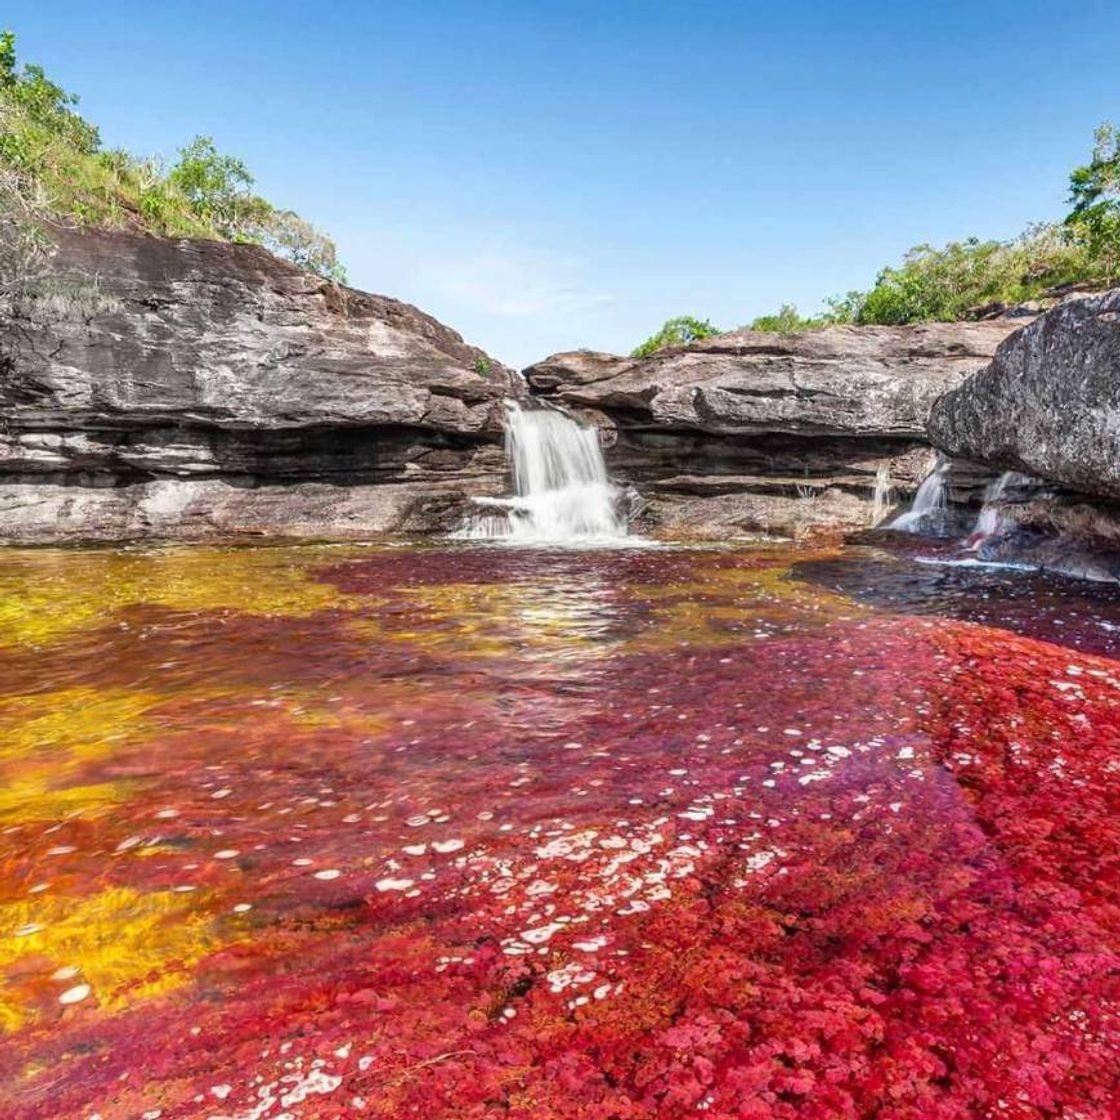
left=526, top=322, right=1021, bottom=537
left=921, top=290, right=1120, bottom=579
left=0, top=227, right=518, bottom=541
left=929, top=289, right=1120, bottom=497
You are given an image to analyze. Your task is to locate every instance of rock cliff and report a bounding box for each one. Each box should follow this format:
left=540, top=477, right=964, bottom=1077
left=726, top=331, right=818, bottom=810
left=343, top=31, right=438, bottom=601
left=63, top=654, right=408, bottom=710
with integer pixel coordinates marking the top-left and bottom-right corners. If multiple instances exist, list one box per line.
left=525, top=322, right=1020, bottom=537
left=0, top=228, right=519, bottom=540
left=1, top=224, right=1067, bottom=545
left=926, top=289, right=1120, bottom=578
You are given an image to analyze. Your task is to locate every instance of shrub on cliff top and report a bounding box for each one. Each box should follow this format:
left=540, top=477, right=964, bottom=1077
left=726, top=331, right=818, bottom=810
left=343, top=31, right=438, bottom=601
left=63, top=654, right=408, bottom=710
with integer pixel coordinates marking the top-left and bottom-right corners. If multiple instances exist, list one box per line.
left=1066, top=121, right=1120, bottom=279
left=745, top=303, right=832, bottom=333
left=836, top=224, right=1095, bottom=325
left=631, top=316, right=722, bottom=357
left=629, top=120, right=1119, bottom=343
left=0, top=30, right=346, bottom=283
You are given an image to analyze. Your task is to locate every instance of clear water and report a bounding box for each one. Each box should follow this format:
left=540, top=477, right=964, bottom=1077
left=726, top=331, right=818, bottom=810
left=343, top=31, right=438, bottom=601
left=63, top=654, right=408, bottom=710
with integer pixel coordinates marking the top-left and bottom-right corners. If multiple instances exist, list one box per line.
left=966, top=470, right=1037, bottom=548
left=2, top=540, right=1118, bottom=1117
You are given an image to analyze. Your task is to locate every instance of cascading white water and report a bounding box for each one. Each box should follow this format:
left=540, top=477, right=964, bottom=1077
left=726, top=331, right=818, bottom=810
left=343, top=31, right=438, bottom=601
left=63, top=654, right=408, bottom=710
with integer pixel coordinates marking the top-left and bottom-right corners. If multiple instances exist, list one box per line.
left=966, top=471, right=1034, bottom=548
left=869, top=465, right=894, bottom=526
left=458, top=400, right=629, bottom=542
left=889, top=454, right=950, bottom=532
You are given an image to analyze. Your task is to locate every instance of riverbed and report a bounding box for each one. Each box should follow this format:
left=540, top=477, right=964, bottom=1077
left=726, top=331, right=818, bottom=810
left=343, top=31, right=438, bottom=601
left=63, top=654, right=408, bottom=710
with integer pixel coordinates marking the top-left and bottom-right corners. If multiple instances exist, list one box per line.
left=1, top=541, right=1118, bottom=1118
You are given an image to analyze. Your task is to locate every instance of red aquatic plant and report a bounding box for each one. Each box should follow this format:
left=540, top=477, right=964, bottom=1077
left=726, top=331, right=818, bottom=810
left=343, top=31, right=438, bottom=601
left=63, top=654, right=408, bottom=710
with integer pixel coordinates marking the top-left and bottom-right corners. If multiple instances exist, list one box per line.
left=0, top=549, right=1117, bottom=1118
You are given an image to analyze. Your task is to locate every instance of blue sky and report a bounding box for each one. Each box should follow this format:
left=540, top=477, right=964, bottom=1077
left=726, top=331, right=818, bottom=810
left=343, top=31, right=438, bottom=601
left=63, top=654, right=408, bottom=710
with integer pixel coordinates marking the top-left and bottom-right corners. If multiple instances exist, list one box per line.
left=6, top=1, right=1120, bottom=367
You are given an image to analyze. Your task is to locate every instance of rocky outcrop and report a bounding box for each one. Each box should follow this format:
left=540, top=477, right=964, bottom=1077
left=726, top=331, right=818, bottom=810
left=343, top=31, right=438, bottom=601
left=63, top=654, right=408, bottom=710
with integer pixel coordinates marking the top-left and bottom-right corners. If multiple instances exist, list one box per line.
left=929, top=290, right=1120, bottom=497
left=0, top=227, right=519, bottom=541
left=525, top=322, right=1021, bottom=537
left=926, top=290, right=1120, bottom=579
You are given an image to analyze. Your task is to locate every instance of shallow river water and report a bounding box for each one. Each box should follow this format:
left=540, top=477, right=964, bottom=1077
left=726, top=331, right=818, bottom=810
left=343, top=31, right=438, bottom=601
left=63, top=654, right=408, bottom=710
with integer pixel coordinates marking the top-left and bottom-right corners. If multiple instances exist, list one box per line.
left=1, top=541, right=1118, bottom=1119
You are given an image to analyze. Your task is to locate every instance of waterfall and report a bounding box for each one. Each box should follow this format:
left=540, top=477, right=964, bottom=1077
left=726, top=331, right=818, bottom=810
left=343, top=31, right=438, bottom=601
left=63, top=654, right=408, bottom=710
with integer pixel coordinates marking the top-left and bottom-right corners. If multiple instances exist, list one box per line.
left=966, top=471, right=1034, bottom=549
left=888, top=454, right=950, bottom=532
left=458, top=400, right=629, bottom=542
left=869, top=465, right=894, bottom=526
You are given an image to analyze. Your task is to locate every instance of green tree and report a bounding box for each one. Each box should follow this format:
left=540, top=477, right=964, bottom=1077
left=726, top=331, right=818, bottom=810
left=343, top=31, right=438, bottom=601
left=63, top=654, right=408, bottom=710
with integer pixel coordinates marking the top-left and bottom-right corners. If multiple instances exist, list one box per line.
left=166, top=137, right=346, bottom=280
left=0, top=31, right=16, bottom=86
left=257, top=209, right=347, bottom=284
left=168, top=136, right=265, bottom=235
left=0, top=29, right=99, bottom=154
left=631, top=315, right=721, bottom=358
left=0, top=33, right=346, bottom=282
left=832, top=225, right=1091, bottom=326
left=1065, top=121, right=1120, bottom=279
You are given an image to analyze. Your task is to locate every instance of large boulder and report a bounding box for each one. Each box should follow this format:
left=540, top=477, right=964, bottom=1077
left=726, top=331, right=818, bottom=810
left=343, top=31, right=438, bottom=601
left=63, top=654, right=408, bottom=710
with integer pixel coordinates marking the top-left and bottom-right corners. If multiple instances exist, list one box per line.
left=525, top=321, right=1021, bottom=537
left=929, top=290, right=1120, bottom=497
left=0, top=228, right=519, bottom=541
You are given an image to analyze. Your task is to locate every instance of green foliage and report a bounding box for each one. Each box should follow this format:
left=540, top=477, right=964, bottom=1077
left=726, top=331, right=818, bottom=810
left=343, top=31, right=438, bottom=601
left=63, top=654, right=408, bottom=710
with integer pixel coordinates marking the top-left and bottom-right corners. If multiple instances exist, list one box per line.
left=256, top=208, right=346, bottom=284
left=473, top=355, right=492, bottom=376
left=651, top=121, right=1120, bottom=335
left=631, top=315, right=721, bottom=358
left=842, top=225, right=1096, bottom=325
left=0, top=31, right=345, bottom=282
left=0, top=174, right=50, bottom=301
left=1065, top=121, right=1120, bottom=280
left=801, top=123, right=1118, bottom=326
left=0, top=31, right=15, bottom=82
left=746, top=303, right=829, bottom=333
left=167, top=136, right=259, bottom=233
left=0, top=31, right=98, bottom=155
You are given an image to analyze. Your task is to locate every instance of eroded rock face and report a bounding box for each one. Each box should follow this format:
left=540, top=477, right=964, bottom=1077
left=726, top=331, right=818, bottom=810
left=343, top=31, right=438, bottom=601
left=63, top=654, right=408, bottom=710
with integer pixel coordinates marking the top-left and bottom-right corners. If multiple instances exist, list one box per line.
left=0, top=228, right=518, bottom=540
left=526, top=322, right=1020, bottom=536
left=525, top=323, right=1017, bottom=436
left=929, top=290, right=1120, bottom=497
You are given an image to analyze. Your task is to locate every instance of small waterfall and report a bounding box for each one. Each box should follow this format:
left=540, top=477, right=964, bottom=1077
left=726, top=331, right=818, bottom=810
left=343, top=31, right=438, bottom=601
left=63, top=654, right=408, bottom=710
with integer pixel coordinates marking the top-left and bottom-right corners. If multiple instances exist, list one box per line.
left=458, top=400, right=629, bottom=542
left=889, top=454, right=950, bottom=533
left=966, top=471, right=1034, bottom=549
left=869, top=465, right=894, bottom=526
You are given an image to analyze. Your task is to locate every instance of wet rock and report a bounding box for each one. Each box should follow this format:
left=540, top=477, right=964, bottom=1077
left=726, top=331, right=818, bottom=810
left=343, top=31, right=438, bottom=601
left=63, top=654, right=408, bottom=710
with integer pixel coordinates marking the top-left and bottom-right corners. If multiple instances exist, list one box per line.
left=925, top=290, right=1120, bottom=578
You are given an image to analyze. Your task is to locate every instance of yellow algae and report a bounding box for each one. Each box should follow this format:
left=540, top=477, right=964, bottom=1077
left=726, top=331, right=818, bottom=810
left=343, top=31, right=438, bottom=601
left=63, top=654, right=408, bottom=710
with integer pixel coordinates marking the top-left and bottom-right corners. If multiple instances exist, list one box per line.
left=0, top=687, right=160, bottom=764
left=0, top=778, right=131, bottom=823
left=631, top=554, right=871, bottom=651
left=286, top=702, right=393, bottom=736
left=0, top=886, right=222, bottom=1030
left=0, top=688, right=156, bottom=823
left=0, top=545, right=380, bottom=648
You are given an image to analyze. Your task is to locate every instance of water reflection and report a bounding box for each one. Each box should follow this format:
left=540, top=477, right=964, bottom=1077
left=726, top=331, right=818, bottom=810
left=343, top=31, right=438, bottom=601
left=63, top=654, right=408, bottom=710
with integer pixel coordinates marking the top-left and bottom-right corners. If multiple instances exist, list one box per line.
left=793, top=545, right=1120, bottom=658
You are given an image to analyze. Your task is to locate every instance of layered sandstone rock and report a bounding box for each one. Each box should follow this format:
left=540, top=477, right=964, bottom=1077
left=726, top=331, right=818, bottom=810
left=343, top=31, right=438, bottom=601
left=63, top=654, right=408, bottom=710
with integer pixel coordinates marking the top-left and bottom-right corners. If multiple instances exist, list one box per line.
left=525, top=322, right=1020, bottom=537
left=927, top=290, right=1120, bottom=578
left=929, top=290, right=1120, bottom=497
left=0, top=227, right=519, bottom=540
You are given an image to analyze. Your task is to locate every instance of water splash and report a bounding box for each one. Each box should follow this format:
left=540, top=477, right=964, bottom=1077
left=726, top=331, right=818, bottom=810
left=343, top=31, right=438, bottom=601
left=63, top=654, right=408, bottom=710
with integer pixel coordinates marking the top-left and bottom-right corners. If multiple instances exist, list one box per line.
left=459, top=401, right=630, bottom=543
left=889, top=454, right=951, bottom=533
